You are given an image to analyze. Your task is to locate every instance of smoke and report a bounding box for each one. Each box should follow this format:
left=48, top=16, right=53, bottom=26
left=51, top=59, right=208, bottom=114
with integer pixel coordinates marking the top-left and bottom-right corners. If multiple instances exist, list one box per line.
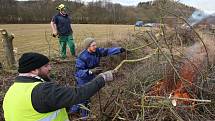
left=188, top=10, right=209, bottom=26
left=184, top=34, right=215, bottom=66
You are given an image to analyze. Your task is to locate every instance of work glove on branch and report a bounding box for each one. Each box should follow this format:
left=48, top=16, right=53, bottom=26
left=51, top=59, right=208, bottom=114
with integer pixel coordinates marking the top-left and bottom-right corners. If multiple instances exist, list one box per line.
left=99, top=70, right=113, bottom=82
left=89, top=67, right=103, bottom=75
left=120, top=47, right=131, bottom=54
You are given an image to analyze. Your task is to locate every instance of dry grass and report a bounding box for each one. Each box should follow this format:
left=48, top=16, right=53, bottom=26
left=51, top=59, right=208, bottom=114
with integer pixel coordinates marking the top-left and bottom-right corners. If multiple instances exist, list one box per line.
left=0, top=24, right=134, bottom=61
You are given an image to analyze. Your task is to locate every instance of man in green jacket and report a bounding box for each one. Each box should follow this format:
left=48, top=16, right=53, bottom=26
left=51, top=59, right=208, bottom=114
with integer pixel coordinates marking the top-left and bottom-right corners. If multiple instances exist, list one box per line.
left=3, top=52, right=113, bottom=121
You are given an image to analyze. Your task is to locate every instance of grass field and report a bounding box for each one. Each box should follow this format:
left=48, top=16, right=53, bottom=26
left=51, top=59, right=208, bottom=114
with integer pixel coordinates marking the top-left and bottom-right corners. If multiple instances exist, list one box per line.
left=0, top=24, right=134, bottom=61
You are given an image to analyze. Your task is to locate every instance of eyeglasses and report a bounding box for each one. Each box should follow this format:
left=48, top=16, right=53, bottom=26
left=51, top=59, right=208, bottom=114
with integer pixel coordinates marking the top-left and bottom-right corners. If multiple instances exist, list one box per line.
left=89, top=44, right=96, bottom=47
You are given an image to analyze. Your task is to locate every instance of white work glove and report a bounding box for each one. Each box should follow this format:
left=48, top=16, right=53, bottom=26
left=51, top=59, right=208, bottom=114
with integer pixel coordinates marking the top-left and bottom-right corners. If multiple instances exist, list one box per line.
left=99, top=70, right=113, bottom=81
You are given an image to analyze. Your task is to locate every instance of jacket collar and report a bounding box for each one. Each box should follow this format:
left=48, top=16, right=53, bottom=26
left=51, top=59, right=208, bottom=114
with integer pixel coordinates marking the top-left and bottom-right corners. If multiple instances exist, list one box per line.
left=15, top=76, right=44, bottom=83
left=58, top=12, right=68, bottom=17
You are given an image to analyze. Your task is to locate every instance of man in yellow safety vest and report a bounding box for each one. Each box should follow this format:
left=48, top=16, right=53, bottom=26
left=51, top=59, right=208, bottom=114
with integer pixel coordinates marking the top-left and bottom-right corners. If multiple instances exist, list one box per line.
left=3, top=52, right=113, bottom=121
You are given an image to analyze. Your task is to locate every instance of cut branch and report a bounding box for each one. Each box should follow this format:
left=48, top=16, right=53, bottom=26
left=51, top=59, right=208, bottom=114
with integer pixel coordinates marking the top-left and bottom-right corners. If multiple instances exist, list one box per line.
left=113, top=49, right=158, bottom=72
left=145, top=96, right=211, bottom=103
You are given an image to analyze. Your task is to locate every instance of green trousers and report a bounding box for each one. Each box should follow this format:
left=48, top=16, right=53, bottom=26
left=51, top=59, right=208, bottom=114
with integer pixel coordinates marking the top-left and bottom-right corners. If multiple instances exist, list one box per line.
left=59, top=35, right=75, bottom=59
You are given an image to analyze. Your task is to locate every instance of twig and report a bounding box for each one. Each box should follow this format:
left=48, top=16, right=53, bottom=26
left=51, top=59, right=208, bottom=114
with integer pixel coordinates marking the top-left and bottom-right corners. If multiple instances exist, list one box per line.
left=103, top=90, right=116, bottom=112
left=112, top=109, right=121, bottom=121
left=145, top=96, right=211, bottom=103
left=173, top=48, right=205, bottom=90
left=146, top=31, right=181, bottom=78
left=160, top=8, right=210, bottom=71
left=113, top=49, right=158, bottom=72
left=147, top=31, right=204, bottom=91
left=169, top=108, right=184, bottom=121
left=127, top=42, right=155, bottom=51
left=45, top=31, right=51, bottom=59
left=98, top=91, right=103, bottom=117
left=141, top=94, right=145, bottom=121
left=114, top=101, right=127, bottom=120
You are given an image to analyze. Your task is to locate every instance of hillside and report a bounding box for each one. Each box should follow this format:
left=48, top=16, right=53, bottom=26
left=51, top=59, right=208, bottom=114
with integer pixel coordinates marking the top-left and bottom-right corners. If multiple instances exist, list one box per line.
left=137, top=0, right=195, bottom=22
left=0, top=0, right=195, bottom=24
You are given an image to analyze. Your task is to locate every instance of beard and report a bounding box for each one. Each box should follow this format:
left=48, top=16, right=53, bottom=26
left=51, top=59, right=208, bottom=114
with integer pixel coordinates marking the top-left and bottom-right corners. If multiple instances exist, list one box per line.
left=38, top=71, right=51, bottom=82
left=40, top=75, right=51, bottom=82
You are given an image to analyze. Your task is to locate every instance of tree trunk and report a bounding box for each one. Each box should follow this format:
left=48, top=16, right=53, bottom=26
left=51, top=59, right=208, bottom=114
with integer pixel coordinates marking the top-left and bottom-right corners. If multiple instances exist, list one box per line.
left=0, top=29, right=16, bottom=69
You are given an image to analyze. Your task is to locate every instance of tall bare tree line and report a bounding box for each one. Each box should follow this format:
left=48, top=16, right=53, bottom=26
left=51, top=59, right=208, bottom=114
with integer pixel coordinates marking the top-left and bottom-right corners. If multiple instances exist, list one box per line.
left=0, top=0, right=195, bottom=24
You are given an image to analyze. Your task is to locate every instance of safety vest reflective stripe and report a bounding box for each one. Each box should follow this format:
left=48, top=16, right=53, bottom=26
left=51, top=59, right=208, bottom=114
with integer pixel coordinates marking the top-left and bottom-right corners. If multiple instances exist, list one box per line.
left=39, top=109, right=69, bottom=121
left=39, top=110, right=60, bottom=121
left=38, top=109, right=69, bottom=121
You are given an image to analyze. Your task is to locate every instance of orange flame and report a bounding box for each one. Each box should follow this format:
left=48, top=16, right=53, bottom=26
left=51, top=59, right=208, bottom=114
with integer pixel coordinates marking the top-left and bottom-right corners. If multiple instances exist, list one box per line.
left=149, top=46, right=206, bottom=108
left=172, top=53, right=205, bottom=105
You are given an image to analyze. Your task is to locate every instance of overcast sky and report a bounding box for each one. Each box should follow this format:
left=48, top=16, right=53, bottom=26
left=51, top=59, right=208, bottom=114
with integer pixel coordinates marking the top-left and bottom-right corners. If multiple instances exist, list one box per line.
left=180, top=0, right=215, bottom=14
left=16, top=0, right=215, bottom=14
left=74, top=0, right=215, bottom=14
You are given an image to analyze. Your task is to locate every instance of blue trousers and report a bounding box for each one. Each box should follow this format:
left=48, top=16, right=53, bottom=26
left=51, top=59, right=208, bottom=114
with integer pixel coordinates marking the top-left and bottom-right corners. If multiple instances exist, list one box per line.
left=70, top=78, right=91, bottom=118
left=70, top=100, right=90, bottom=118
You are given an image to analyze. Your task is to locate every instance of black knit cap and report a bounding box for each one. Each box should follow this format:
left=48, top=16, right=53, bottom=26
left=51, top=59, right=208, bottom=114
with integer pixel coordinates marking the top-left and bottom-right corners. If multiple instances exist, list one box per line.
left=18, top=52, right=49, bottom=73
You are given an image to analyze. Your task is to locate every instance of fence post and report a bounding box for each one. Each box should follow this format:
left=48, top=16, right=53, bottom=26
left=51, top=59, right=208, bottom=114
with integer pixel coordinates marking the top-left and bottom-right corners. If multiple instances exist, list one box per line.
left=0, top=29, right=16, bottom=69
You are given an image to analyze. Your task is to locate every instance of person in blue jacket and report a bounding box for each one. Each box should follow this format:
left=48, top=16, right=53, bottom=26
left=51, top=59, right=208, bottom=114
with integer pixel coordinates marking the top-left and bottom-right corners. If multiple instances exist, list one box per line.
left=70, top=37, right=126, bottom=119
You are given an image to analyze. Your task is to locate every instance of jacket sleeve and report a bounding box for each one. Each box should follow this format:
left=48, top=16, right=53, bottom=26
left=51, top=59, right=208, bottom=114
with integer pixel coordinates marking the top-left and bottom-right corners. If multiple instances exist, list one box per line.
left=75, top=57, right=89, bottom=78
left=97, top=47, right=122, bottom=57
left=31, top=75, right=105, bottom=113
left=51, top=15, right=57, bottom=23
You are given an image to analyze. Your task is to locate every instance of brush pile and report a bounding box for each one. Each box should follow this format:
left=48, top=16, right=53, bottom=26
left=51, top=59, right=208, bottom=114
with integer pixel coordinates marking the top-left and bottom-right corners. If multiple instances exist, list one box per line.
left=1, top=27, right=215, bottom=121
left=88, top=27, right=215, bottom=121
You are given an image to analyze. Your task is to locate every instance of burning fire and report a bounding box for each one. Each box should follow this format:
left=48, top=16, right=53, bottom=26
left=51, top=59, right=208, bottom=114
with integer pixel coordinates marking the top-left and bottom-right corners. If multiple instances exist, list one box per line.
left=147, top=9, right=215, bottom=107
left=173, top=43, right=206, bottom=103
left=148, top=42, right=207, bottom=108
